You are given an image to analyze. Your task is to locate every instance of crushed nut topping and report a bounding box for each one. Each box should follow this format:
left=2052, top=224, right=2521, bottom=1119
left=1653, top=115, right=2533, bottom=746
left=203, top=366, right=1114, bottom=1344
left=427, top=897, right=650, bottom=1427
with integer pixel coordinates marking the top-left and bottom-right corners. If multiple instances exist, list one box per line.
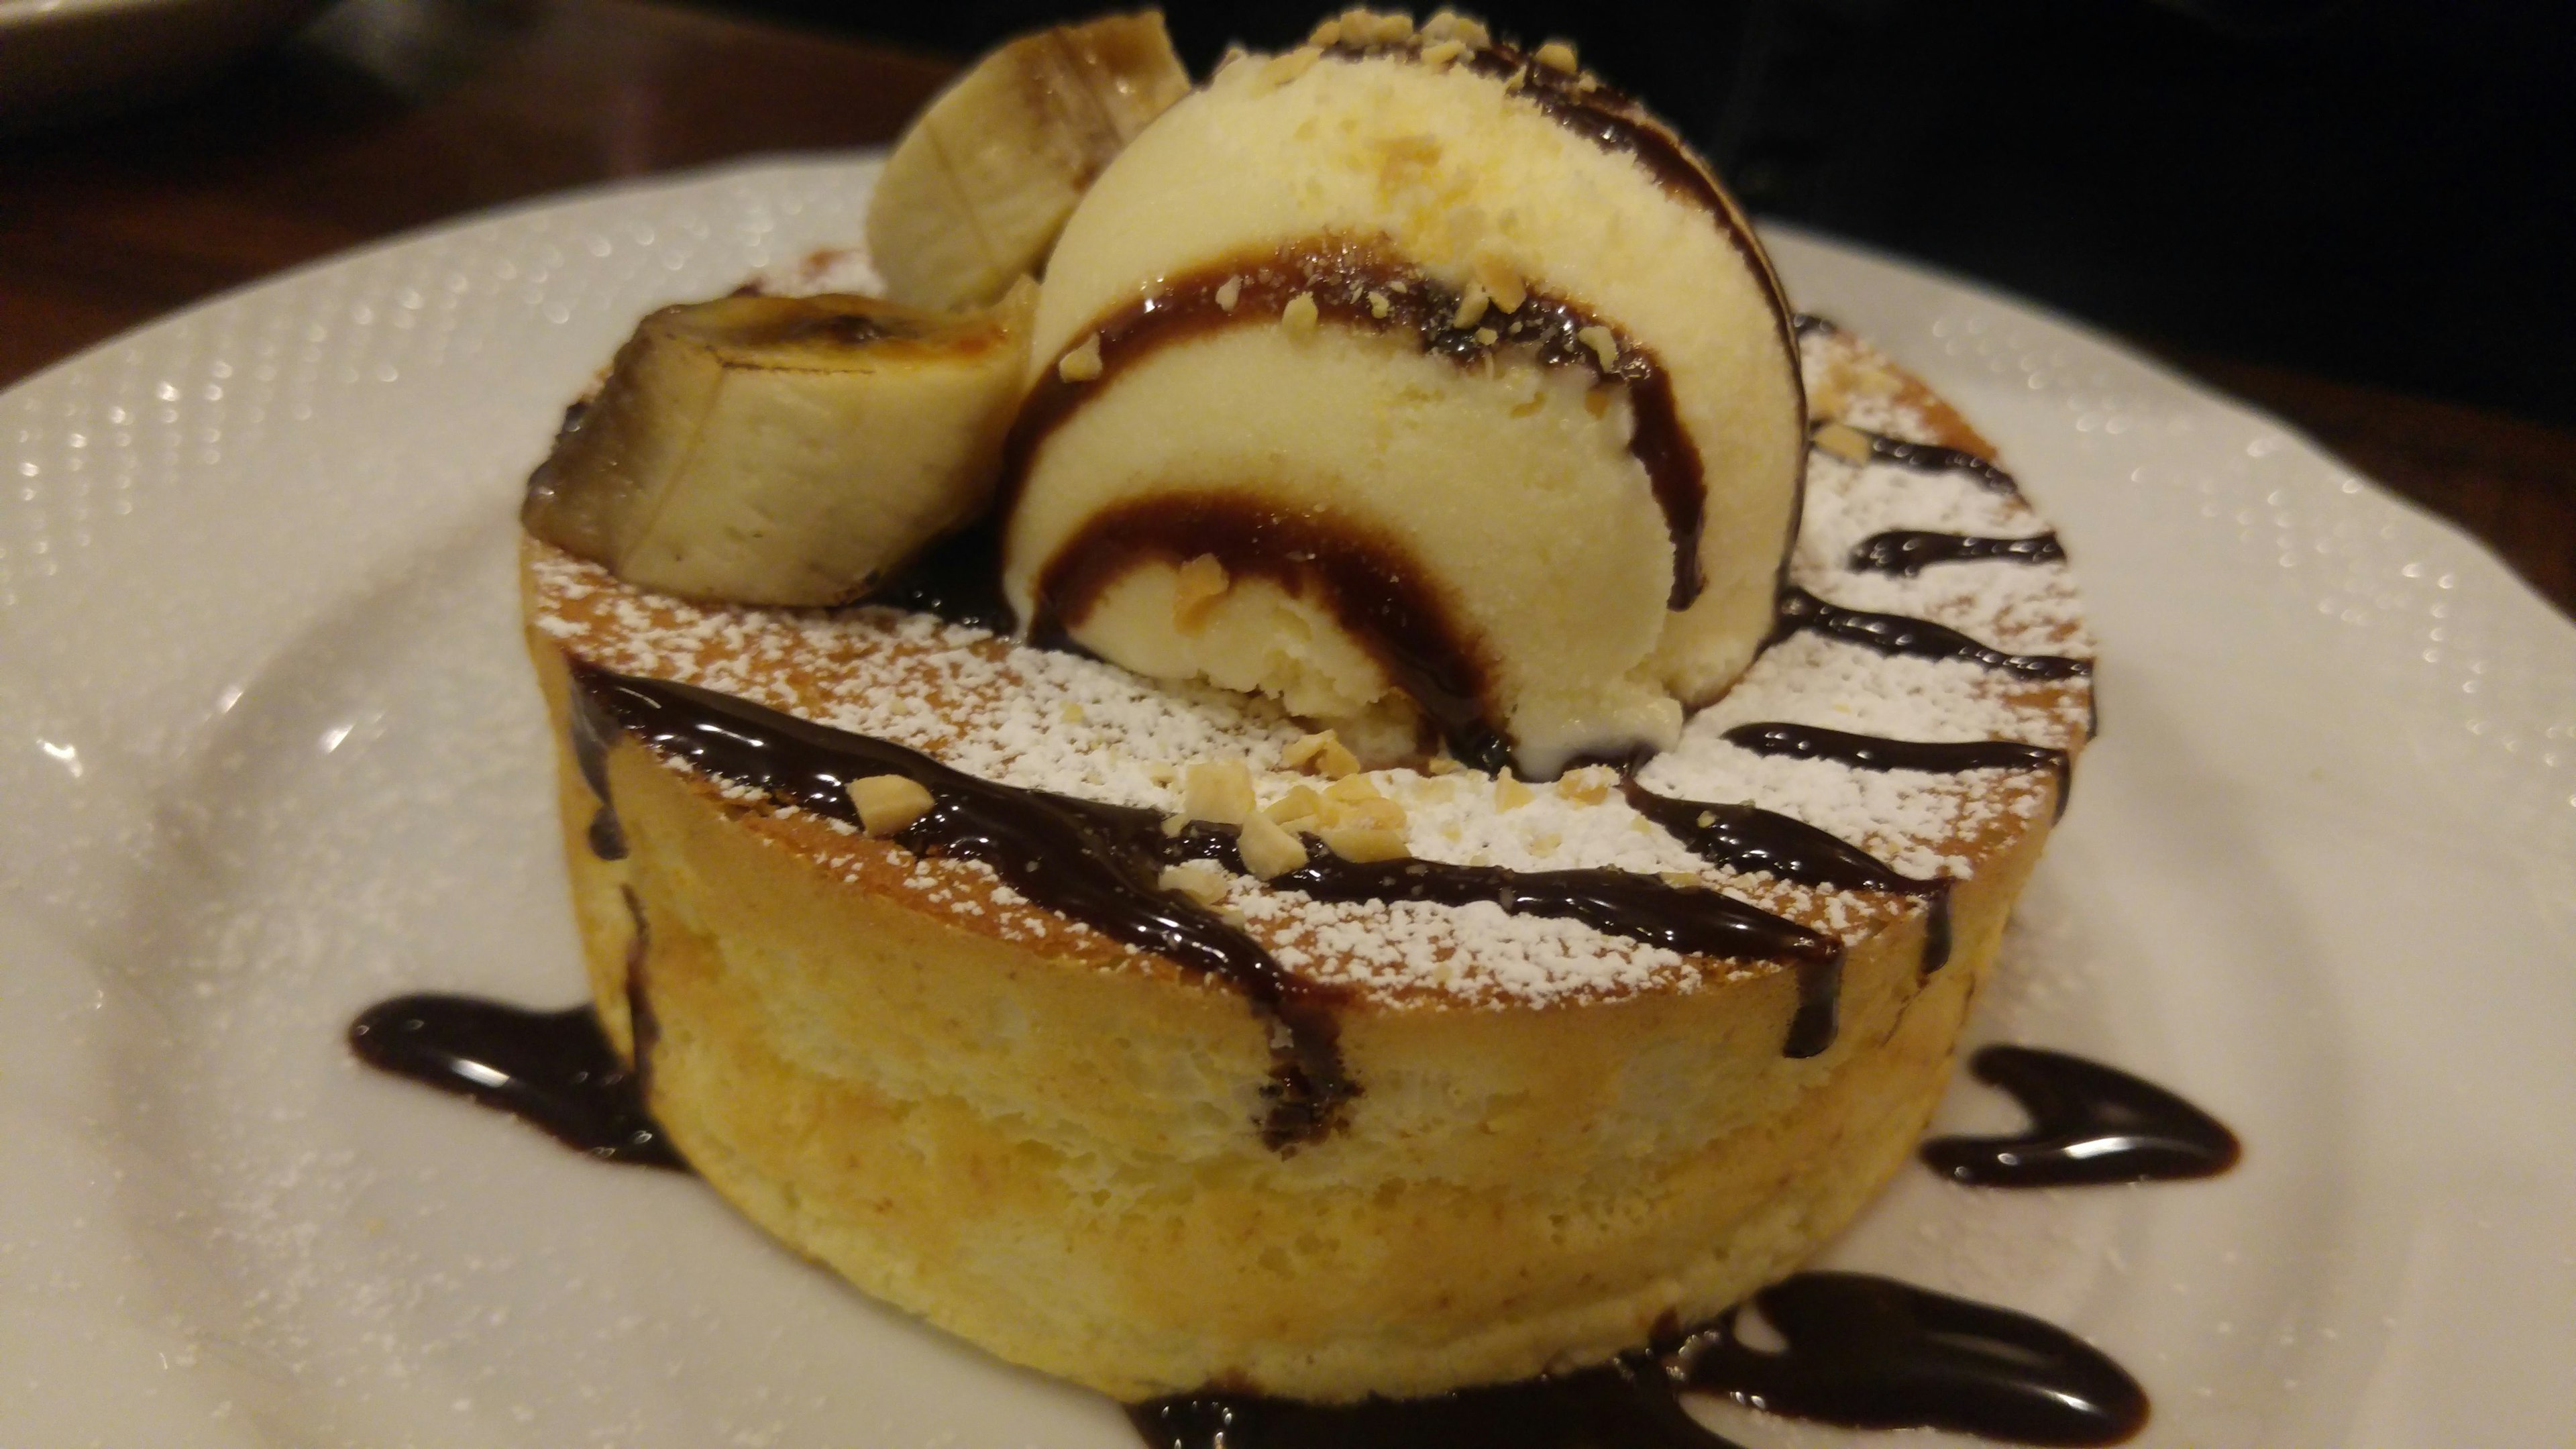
left=1534, top=39, right=1578, bottom=72
left=1421, top=9, right=1491, bottom=46
left=1812, top=421, right=1874, bottom=464
left=1451, top=284, right=1490, bottom=329
left=1472, top=248, right=1527, bottom=313
left=1057, top=333, right=1104, bottom=382
left=1182, top=759, right=1256, bottom=825
left=1576, top=325, right=1620, bottom=370
left=1493, top=770, right=1536, bottom=811
left=1158, top=861, right=1230, bottom=907
left=1260, top=45, right=1324, bottom=88
left=1283, top=291, right=1321, bottom=331
left=1265, top=784, right=1326, bottom=827
left=1282, top=729, right=1361, bottom=778
left=1318, top=824, right=1410, bottom=863
left=847, top=775, right=934, bottom=837
left=1171, top=553, right=1230, bottom=631
left=1214, top=276, right=1244, bottom=313
left=1238, top=811, right=1312, bottom=878
left=1556, top=765, right=1617, bottom=805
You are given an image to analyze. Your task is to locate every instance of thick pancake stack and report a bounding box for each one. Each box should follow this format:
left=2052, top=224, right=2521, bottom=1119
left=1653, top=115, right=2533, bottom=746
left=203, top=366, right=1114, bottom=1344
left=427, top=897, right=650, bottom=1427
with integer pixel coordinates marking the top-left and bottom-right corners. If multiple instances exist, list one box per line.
left=522, top=318, right=2092, bottom=1400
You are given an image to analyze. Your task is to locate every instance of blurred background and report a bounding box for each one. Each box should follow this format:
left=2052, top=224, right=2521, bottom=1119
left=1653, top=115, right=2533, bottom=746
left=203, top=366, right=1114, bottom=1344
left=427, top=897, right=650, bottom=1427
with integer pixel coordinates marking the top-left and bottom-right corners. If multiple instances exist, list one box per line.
left=794, top=0, right=2576, bottom=432
left=2, top=0, right=2569, bottom=602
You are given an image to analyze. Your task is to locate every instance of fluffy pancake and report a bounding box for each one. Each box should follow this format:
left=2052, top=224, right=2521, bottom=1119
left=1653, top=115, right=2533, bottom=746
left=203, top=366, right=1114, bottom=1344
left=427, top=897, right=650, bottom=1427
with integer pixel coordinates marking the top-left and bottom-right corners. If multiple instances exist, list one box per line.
left=522, top=323, right=2091, bottom=1401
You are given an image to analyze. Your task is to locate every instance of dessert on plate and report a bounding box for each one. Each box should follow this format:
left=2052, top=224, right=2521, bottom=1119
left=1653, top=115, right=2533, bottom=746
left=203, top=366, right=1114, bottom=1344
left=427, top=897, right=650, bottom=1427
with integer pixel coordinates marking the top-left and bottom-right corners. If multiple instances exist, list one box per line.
left=511, top=5, right=2093, bottom=1409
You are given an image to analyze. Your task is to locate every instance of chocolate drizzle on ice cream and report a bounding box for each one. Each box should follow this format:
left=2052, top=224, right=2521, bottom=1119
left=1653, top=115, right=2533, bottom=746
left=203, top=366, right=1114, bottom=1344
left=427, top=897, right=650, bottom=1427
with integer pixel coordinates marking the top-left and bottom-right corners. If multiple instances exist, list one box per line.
left=1008, top=236, right=1710, bottom=612
left=1029, top=491, right=1517, bottom=774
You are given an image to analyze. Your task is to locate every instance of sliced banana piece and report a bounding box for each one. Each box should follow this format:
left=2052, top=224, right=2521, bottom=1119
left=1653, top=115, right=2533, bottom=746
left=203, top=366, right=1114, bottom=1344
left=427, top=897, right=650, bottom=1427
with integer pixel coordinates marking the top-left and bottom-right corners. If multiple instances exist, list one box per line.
left=523, top=283, right=1035, bottom=606
left=867, top=11, right=1191, bottom=311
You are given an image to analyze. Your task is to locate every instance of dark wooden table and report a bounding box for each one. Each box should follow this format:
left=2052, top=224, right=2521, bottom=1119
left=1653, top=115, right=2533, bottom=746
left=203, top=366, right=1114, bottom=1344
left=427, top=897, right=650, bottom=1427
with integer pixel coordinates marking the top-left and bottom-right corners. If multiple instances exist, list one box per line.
left=4, top=0, right=2569, bottom=619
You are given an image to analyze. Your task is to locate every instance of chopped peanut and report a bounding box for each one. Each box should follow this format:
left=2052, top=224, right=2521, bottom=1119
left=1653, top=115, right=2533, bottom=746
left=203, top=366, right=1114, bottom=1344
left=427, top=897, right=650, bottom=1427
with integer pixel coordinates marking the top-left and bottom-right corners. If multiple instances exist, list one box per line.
left=1282, top=292, right=1320, bottom=331
left=1556, top=765, right=1617, bottom=805
left=848, top=775, right=934, bottom=837
left=1171, top=553, right=1230, bottom=631
left=1261, top=46, right=1324, bottom=87
left=1265, top=784, right=1326, bottom=827
left=1493, top=770, right=1536, bottom=810
left=1159, top=862, right=1230, bottom=907
left=1324, top=773, right=1383, bottom=804
left=1183, top=759, right=1256, bottom=825
left=1318, top=824, right=1409, bottom=863
left=1057, top=333, right=1104, bottom=382
left=1238, top=811, right=1312, bottom=878
left=1283, top=729, right=1362, bottom=779
left=1340, top=796, right=1407, bottom=831
left=1812, top=421, right=1874, bottom=464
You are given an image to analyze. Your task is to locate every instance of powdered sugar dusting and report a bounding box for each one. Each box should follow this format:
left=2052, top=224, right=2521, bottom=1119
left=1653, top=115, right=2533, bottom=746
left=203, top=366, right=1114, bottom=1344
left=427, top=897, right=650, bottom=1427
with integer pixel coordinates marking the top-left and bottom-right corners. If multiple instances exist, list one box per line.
left=531, top=327, right=2090, bottom=1006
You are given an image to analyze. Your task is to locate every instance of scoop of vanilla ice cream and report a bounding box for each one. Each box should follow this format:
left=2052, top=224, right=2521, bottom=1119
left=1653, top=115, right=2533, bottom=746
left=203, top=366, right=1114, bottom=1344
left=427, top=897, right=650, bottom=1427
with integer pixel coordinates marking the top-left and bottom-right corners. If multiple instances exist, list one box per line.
left=1003, top=28, right=1803, bottom=777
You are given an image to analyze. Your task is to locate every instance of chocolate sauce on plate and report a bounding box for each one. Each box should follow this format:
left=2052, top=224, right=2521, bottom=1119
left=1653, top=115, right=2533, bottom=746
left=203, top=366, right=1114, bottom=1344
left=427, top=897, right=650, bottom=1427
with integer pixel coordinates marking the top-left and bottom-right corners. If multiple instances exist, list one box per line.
left=1672, top=1272, right=2150, bottom=1446
left=1923, top=1045, right=2243, bottom=1187
left=1136, top=1270, right=2150, bottom=1449
left=346, top=994, right=681, bottom=1168
left=1849, top=529, right=2065, bottom=578
left=1131, top=1353, right=1747, bottom=1449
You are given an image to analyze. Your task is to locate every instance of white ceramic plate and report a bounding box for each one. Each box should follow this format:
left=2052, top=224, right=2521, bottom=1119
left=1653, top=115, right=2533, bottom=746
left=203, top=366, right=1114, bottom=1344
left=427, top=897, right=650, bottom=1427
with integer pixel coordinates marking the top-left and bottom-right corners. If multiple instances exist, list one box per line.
left=3, top=156, right=2571, bottom=1448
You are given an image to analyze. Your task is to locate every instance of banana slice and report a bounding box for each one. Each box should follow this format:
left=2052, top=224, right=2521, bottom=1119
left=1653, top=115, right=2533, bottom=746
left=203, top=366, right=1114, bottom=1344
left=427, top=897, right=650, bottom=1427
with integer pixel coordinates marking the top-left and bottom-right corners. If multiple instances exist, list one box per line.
left=523, top=283, right=1035, bottom=606
left=867, top=11, right=1191, bottom=311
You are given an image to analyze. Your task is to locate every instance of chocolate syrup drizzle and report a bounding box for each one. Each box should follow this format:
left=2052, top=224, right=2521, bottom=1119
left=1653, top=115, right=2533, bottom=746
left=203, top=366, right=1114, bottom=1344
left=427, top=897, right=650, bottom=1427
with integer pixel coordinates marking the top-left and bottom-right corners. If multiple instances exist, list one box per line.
left=1849, top=529, right=2065, bottom=578
left=566, top=674, right=628, bottom=860
left=346, top=994, right=682, bottom=1168
left=1004, top=236, right=1711, bottom=610
left=1624, top=782, right=1951, bottom=975
left=1923, top=1046, right=2243, bottom=1187
left=1725, top=721, right=2074, bottom=820
left=1773, top=586, right=2091, bottom=684
left=1136, top=1270, right=2149, bottom=1449
left=1410, top=34, right=1803, bottom=376
left=567, top=662, right=1845, bottom=1143
left=1816, top=423, right=2023, bottom=496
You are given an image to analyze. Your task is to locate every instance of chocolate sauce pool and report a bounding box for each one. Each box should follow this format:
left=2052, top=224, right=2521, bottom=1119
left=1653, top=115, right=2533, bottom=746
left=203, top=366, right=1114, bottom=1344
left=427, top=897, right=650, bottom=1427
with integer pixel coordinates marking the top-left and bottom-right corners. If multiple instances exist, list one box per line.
left=1137, top=1271, right=2149, bottom=1449
left=1923, top=1045, right=2243, bottom=1187
left=346, top=994, right=681, bottom=1168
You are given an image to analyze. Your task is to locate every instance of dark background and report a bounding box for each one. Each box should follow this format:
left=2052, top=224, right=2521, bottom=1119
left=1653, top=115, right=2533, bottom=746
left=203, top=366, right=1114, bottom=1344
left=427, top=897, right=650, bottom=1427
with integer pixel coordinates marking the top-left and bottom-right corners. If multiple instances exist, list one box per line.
left=3, top=0, right=2569, bottom=608
left=720, top=0, right=2576, bottom=430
